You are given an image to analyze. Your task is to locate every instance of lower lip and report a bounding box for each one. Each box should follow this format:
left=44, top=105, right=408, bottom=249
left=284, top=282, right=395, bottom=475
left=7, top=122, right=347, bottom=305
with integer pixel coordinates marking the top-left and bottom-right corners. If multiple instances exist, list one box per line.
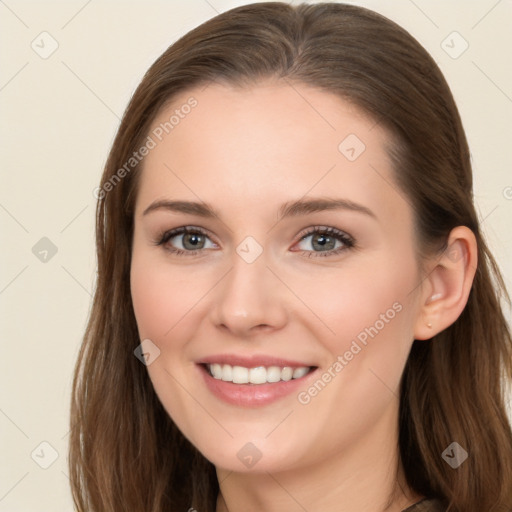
left=198, top=364, right=316, bottom=408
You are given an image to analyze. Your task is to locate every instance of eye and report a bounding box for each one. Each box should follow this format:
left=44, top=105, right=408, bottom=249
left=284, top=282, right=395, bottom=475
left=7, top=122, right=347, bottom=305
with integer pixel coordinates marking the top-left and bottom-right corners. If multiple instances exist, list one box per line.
left=293, top=226, right=354, bottom=257
left=154, top=225, right=354, bottom=258
left=156, top=226, right=218, bottom=255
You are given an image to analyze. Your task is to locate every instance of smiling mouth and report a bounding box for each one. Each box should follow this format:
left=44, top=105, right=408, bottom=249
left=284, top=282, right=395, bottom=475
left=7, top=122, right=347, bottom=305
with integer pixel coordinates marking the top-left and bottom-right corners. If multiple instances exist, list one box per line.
left=204, top=363, right=316, bottom=384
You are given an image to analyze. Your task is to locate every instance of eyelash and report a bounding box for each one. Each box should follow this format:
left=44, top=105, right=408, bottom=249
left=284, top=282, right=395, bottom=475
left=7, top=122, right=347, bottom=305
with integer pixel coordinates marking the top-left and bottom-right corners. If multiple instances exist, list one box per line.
left=154, top=225, right=355, bottom=258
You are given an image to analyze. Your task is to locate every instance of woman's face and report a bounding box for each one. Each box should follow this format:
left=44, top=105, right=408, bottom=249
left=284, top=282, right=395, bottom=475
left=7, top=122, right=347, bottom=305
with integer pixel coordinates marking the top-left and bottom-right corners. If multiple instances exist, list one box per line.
left=130, top=81, right=426, bottom=473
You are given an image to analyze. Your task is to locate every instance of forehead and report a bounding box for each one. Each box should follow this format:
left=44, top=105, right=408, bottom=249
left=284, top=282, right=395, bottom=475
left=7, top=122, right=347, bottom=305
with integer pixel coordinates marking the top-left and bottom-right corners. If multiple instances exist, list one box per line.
left=135, top=81, right=407, bottom=224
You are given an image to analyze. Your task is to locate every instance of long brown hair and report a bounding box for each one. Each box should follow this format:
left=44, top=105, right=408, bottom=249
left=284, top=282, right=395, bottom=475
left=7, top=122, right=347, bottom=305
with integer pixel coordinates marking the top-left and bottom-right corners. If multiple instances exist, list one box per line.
left=69, top=3, right=512, bottom=511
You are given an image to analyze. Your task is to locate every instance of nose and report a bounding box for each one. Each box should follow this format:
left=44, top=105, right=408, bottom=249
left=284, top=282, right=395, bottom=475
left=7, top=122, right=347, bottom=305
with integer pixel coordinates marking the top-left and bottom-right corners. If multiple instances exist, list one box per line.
left=209, top=249, right=289, bottom=339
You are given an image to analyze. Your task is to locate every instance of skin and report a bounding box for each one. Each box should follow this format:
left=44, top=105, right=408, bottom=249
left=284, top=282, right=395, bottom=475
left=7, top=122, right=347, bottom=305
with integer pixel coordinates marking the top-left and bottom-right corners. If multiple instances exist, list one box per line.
left=130, top=80, right=477, bottom=512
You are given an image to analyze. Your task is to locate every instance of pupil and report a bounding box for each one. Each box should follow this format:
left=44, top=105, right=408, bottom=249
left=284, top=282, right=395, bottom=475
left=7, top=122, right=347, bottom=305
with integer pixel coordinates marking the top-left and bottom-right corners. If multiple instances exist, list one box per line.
left=313, top=233, right=335, bottom=251
left=183, top=233, right=204, bottom=250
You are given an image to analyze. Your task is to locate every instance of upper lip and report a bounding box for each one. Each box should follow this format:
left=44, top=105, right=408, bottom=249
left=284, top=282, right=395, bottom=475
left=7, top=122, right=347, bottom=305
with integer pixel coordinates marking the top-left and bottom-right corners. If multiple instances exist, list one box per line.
left=197, top=354, right=316, bottom=368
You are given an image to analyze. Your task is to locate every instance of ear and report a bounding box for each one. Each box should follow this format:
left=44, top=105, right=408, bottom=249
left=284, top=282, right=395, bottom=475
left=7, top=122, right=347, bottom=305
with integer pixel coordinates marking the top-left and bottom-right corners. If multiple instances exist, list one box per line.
left=414, top=226, right=478, bottom=340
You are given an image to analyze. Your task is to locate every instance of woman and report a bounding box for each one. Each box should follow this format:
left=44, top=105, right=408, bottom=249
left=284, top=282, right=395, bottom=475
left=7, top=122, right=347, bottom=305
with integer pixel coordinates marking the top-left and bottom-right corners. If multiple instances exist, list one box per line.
left=69, top=3, right=512, bottom=511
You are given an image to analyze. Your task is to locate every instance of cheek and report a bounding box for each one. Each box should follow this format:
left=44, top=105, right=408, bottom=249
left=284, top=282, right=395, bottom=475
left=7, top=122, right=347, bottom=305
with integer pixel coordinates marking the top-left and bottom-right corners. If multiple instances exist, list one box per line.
left=285, top=253, right=417, bottom=353
left=130, top=252, right=209, bottom=440
left=290, top=298, right=414, bottom=457
left=130, top=252, right=205, bottom=341
left=130, top=265, right=173, bottom=340
left=290, top=254, right=418, bottom=415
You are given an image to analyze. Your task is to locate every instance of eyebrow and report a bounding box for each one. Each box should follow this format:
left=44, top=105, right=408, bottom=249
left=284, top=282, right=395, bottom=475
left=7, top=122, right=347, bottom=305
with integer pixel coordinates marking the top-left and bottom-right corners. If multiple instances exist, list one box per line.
left=143, top=200, right=218, bottom=218
left=142, top=197, right=376, bottom=220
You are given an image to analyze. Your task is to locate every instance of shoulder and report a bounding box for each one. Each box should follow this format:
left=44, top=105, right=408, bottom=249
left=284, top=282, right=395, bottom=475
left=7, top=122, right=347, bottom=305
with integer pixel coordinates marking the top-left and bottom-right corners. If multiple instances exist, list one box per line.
left=402, top=499, right=446, bottom=512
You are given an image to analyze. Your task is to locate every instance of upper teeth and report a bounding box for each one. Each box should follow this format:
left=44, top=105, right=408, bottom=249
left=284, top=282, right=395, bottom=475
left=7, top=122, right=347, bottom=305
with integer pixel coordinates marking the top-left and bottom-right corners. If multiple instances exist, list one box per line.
left=207, top=363, right=311, bottom=384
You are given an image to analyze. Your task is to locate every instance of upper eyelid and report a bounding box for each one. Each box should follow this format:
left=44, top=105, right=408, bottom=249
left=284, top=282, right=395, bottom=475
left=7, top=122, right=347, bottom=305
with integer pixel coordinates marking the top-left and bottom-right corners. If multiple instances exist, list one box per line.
left=296, top=225, right=352, bottom=239
left=161, top=225, right=213, bottom=238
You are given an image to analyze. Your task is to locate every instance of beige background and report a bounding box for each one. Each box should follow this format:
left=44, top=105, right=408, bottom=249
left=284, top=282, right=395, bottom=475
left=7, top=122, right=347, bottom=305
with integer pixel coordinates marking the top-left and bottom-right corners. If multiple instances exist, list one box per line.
left=1, top=0, right=511, bottom=510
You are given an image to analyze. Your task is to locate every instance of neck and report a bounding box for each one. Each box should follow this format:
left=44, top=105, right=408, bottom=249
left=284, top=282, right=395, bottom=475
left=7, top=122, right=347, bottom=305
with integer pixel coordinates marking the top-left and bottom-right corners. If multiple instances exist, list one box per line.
left=215, top=404, right=422, bottom=512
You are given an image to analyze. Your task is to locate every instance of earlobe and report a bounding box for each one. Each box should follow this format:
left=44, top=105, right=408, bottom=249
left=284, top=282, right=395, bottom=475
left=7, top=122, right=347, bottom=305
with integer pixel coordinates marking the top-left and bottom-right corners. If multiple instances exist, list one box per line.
left=414, top=226, right=478, bottom=340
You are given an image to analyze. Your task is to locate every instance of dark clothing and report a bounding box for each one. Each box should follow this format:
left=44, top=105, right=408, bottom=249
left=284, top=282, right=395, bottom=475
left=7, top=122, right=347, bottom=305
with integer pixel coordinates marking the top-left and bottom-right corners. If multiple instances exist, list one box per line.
left=402, top=498, right=446, bottom=512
